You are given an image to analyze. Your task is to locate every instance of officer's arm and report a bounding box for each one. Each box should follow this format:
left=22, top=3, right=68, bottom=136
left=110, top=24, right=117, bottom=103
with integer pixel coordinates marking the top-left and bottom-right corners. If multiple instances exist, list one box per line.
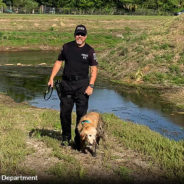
left=85, top=66, right=98, bottom=96
left=89, top=66, right=98, bottom=86
left=48, top=60, right=63, bottom=87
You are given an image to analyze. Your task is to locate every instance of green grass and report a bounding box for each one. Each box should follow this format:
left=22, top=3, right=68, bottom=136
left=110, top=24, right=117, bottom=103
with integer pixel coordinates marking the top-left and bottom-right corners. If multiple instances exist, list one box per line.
left=102, top=113, right=184, bottom=182
left=1, top=31, right=72, bottom=47
left=114, top=166, right=133, bottom=183
left=48, top=162, right=84, bottom=183
left=0, top=104, right=33, bottom=175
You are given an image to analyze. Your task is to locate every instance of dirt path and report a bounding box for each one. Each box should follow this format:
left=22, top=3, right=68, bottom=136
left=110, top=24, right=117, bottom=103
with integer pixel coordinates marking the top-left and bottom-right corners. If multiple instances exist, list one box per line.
left=22, top=138, right=58, bottom=181
left=22, top=135, right=167, bottom=184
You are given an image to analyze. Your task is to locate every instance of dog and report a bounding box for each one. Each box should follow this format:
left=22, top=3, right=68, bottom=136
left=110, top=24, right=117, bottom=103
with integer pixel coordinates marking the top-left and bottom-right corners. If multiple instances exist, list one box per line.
left=77, top=112, right=105, bottom=157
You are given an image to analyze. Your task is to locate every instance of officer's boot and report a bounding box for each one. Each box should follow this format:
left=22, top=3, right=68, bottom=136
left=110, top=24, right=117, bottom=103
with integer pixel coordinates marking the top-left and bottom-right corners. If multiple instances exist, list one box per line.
left=61, top=135, right=71, bottom=146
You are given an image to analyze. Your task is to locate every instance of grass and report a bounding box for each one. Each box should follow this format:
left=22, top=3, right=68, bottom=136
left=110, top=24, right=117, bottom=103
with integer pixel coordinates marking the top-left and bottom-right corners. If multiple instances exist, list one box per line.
left=0, top=93, right=183, bottom=183
left=114, top=166, right=133, bottom=183
left=48, top=162, right=84, bottom=183
left=102, top=113, right=184, bottom=182
left=0, top=103, right=33, bottom=175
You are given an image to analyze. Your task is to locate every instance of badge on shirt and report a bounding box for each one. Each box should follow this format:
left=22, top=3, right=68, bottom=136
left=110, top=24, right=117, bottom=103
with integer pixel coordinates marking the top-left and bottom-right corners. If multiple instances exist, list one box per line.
left=81, top=53, right=88, bottom=60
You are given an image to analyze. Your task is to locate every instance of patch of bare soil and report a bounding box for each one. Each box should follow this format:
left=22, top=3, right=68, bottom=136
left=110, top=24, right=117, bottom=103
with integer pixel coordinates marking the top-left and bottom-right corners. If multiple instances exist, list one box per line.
left=22, top=134, right=168, bottom=184
left=0, top=93, right=19, bottom=107
left=21, top=138, right=59, bottom=181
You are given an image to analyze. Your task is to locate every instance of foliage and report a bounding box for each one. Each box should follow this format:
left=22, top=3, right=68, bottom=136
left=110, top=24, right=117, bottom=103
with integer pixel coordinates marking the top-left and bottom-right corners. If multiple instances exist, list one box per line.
left=0, top=0, right=6, bottom=8
left=12, top=0, right=38, bottom=9
left=2, top=0, right=184, bottom=13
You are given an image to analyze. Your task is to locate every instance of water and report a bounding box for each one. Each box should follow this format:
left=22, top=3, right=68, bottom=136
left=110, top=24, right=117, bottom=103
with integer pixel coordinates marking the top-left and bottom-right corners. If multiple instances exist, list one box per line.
left=0, top=51, right=184, bottom=141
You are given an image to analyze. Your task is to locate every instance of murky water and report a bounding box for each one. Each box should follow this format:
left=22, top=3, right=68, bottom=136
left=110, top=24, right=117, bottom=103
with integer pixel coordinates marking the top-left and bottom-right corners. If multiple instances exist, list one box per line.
left=0, top=51, right=184, bottom=141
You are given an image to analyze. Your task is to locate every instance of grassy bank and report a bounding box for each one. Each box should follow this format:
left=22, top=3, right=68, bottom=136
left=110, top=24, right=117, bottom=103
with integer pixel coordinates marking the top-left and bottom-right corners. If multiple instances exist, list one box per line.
left=0, top=93, right=183, bottom=183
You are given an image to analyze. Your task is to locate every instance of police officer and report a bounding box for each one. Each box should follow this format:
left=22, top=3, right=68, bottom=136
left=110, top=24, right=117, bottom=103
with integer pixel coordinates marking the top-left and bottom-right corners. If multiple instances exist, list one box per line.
left=48, top=25, right=98, bottom=149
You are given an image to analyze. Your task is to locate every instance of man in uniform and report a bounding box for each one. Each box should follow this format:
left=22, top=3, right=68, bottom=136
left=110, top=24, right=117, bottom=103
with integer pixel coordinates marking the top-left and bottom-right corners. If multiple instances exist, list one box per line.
left=48, top=25, right=98, bottom=149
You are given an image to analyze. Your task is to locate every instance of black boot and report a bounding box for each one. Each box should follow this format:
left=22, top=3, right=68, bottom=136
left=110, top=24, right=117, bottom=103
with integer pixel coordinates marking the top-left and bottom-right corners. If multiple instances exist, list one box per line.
left=61, top=135, right=71, bottom=146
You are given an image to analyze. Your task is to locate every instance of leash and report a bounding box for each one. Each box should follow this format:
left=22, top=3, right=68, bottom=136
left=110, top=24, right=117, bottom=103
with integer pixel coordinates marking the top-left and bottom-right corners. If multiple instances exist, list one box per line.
left=44, top=80, right=62, bottom=101
left=44, top=85, right=53, bottom=101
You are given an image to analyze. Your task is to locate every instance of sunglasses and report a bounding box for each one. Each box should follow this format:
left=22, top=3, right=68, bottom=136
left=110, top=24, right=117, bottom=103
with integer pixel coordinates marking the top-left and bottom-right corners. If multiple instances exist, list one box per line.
left=75, top=33, right=86, bottom=36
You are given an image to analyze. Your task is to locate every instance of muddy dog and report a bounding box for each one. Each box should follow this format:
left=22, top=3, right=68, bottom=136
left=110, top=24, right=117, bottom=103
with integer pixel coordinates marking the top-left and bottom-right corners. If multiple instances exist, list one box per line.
left=77, top=112, right=105, bottom=157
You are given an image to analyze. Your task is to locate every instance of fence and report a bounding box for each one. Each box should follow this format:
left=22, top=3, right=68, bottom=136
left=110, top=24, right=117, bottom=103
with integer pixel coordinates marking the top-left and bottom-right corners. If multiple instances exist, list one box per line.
left=1, top=6, right=173, bottom=16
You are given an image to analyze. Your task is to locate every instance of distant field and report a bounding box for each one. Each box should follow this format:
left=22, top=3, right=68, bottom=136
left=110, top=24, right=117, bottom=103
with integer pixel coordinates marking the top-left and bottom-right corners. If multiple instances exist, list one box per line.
left=0, top=14, right=172, bottom=50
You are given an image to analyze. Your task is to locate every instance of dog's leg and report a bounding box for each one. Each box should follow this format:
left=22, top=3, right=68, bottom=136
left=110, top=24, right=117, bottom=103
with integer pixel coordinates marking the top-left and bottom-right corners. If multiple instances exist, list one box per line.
left=82, top=149, right=87, bottom=154
left=80, top=141, right=88, bottom=154
left=91, top=143, right=97, bottom=157
left=96, top=136, right=100, bottom=145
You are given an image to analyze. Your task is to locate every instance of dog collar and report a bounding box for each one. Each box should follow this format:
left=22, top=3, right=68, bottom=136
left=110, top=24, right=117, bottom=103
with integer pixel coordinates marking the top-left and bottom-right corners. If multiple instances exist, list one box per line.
left=81, top=120, right=91, bottom=125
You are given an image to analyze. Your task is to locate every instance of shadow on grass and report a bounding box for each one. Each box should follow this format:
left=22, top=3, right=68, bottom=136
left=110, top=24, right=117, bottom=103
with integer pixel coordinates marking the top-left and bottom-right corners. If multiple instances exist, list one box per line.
left=29, top=128, right=78, bottom=150
left=29, top=128, right=62, bottom=141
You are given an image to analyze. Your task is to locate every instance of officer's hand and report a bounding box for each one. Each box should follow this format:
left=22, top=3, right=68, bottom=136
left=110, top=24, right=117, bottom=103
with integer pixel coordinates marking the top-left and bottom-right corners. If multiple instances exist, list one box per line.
left=48, top=79, right=54, bottom=88
left=85, top=86, right=93, bottom=96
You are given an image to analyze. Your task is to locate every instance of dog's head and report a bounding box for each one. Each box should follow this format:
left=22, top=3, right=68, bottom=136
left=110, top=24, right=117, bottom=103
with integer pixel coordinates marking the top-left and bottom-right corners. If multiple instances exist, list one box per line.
left=80, top=127, right=97, bottom=147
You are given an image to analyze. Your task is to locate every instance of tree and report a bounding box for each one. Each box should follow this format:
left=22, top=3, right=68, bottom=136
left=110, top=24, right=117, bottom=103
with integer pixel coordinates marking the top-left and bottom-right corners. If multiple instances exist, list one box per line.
left=12, top=0, right=38, bottom=8
left=12, top=0, right=23, bottom=7
left=24, top=0, right=38, bottom=11
left=115, top=0, right=137, bottom=11
left=0, top=0, right=6, bottom=8
left=3, top=0, right=183, bottom=13
left=77, top=0, right=95, bottom=9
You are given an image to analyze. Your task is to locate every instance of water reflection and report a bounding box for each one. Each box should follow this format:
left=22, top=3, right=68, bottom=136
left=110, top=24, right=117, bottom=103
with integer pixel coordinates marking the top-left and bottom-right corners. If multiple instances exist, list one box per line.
left=115, top=87, right=184, bottom=128
left=0, top=66, right=49, bottom=102
left=0, top=51, right=58, bottom=65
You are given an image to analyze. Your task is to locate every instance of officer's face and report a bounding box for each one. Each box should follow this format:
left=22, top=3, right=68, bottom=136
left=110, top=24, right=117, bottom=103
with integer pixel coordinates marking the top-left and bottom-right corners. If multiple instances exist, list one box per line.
left=75, top=33, right=87, bottom=47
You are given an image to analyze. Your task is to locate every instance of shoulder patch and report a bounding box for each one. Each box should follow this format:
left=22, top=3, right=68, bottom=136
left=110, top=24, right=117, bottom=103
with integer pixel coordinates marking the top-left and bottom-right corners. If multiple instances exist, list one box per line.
left=93, top=53, right=97, bottom=61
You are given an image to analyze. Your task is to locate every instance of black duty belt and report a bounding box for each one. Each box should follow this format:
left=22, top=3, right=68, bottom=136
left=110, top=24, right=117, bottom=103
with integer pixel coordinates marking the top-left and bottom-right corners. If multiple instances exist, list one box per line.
left=62, top=75, right=88, bottom=81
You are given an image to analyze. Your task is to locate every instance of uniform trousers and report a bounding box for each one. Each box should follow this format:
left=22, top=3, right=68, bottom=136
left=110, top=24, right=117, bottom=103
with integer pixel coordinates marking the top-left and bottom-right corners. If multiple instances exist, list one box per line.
left=60, top=78, right=89, bottom=145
